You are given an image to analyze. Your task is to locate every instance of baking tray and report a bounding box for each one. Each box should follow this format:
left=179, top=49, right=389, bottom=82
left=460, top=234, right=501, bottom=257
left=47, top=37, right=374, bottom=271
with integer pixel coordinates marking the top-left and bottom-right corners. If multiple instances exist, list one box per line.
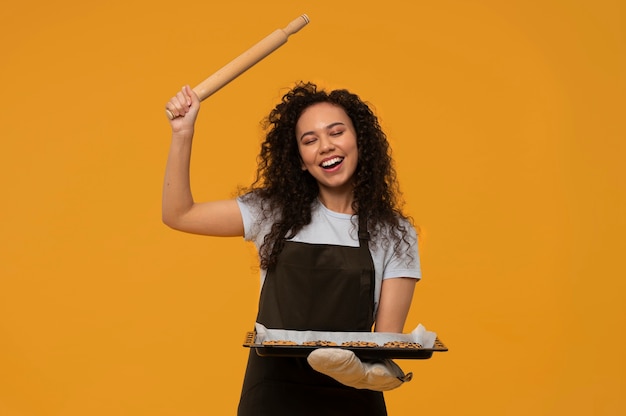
left=243, top=331, right=448, bottom=360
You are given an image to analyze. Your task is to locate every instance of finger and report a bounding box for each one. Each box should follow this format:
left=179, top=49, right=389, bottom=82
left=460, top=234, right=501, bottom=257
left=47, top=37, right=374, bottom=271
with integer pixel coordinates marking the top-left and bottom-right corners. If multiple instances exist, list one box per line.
left=175, top=91, right=190, bottom=110
left=167, top=91, right=192, bottom=118
left=185, top=85, right=201, bottom=105
left=165, top=99, right=183, bottom=119
left=165, top=100, right=179, bottom=119
left=165, top=85, right=199, bottom=119
left=183, top=85, right=193, bottom=106
left=174, top=86, right=190, bottom=108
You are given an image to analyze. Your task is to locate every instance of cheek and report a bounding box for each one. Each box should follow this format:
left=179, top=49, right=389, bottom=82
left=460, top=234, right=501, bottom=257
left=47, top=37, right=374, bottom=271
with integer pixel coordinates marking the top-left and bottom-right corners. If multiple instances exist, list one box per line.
left=297, top=147, right=310, bottom=170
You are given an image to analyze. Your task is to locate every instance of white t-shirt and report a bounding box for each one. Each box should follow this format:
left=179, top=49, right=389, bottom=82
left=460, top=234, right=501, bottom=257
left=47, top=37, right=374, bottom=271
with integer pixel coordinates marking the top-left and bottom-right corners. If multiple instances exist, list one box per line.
left=236, top=197, right=421, bottom=314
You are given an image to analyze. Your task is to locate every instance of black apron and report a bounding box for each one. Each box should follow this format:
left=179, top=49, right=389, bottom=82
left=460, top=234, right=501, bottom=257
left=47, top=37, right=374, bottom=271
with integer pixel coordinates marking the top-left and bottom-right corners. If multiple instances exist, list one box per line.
left=238, top=217, right=387, bottom=416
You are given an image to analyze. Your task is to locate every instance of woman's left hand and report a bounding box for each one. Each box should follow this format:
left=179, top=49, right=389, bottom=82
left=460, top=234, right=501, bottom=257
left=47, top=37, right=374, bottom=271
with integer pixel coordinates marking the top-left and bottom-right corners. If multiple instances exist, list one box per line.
left=307, top=348, right=412, bottom=391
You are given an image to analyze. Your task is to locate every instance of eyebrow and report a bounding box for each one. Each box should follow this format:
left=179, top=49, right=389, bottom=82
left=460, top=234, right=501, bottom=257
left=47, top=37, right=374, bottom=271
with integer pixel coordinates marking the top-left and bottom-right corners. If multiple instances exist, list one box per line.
left=299, top=122, right=346, bottom=141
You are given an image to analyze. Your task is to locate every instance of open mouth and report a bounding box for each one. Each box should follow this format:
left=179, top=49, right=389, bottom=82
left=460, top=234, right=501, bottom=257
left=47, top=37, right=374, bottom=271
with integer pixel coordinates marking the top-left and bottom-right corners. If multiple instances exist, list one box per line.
left=320, top=156, right=344, bottom=170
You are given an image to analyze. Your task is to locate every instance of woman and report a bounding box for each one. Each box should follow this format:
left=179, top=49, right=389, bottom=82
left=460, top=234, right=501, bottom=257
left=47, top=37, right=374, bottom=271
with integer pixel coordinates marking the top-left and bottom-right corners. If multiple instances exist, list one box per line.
left=163, top=82, right=421, bottom=415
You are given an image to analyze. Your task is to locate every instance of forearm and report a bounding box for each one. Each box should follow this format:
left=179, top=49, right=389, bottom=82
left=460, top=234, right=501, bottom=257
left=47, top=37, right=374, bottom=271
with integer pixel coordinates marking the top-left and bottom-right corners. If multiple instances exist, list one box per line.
left=374, top=277, right=416, bottom=333
left=162, top=130, right=195, bottom=228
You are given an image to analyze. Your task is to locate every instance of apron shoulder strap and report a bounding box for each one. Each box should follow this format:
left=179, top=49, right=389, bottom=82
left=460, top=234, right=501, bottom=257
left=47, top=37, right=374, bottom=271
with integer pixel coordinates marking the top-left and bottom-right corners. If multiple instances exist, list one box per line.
left=358, top=215, right=370, bottom=246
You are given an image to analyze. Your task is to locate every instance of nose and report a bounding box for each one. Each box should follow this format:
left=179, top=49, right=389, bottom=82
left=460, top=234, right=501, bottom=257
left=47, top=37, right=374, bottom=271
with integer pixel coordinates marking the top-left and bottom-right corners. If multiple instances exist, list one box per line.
left=319, top=135, right=335, bottom=153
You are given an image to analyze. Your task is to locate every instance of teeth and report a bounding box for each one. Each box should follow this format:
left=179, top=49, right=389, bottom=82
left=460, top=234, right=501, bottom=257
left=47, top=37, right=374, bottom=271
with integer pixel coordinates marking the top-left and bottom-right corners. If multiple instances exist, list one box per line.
left=321, top=157, right=343, bottom=167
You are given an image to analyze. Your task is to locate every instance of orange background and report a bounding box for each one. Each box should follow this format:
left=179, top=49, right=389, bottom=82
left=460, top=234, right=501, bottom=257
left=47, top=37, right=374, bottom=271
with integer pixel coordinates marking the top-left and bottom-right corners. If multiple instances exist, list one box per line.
left=1, top=0, right=624, bottom=414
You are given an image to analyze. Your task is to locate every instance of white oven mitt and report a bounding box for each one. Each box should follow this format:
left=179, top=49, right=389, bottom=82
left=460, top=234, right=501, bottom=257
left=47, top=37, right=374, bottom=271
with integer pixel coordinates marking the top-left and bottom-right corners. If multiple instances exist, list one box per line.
left=307, top=348, right=413, bottom=391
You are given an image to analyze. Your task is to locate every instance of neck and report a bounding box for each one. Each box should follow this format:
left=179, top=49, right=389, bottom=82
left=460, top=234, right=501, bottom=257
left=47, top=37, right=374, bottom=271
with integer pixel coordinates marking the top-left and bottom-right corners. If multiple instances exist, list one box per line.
left=317, top=188, right=355, bottom=214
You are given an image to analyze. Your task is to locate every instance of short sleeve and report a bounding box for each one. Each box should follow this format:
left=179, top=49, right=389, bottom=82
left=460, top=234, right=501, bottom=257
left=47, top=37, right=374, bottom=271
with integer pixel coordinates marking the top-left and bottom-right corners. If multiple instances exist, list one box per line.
left=236, top=194, right=274, bottom=247
left=380, top=221, right=421, bottom=281
left=236, top=197, right=255, bottom=241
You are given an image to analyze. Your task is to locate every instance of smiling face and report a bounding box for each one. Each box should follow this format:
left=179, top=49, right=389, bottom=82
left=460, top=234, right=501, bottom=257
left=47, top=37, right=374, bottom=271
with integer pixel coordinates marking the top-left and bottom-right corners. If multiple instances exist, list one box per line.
left=295, top=102, right=359, bottom=200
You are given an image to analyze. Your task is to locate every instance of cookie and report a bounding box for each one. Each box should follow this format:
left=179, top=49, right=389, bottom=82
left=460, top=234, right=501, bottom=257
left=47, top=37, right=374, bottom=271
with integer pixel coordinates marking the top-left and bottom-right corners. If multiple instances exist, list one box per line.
left=382, top=341, right=423, bottom=349
left=340, top=340, right=379, bottom=348
left=262, top=340, right=298, bottom=346
left=301, top=340, right=338, bottom=347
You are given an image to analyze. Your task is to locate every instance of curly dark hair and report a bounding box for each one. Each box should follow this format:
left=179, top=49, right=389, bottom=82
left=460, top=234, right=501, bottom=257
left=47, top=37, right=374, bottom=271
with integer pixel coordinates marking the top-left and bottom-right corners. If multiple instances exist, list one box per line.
left=240, top=81, right=412, bottom=270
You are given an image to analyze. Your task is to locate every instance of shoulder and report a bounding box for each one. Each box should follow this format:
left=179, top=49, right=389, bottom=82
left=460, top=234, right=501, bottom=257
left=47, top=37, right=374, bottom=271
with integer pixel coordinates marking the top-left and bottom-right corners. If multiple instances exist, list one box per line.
left=374, top=214, right=417, bottom=245
left=371, top=216, right=421, bottom=278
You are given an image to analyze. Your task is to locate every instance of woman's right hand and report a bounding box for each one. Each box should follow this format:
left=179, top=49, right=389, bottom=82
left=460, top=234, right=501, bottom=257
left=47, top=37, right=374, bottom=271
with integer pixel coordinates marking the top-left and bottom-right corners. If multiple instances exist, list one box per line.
left=165, top=85, right=201, bottom=134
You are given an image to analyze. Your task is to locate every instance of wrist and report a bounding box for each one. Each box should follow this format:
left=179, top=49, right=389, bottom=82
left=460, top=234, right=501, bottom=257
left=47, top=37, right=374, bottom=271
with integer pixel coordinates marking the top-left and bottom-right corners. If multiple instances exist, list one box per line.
left=171, top=128, right=194, bottom=141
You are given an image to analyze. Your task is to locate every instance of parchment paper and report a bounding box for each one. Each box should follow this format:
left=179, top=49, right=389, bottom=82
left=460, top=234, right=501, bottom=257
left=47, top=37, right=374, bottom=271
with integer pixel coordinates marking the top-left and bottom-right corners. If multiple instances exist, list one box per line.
left=255, top=323, right=437, bottom=348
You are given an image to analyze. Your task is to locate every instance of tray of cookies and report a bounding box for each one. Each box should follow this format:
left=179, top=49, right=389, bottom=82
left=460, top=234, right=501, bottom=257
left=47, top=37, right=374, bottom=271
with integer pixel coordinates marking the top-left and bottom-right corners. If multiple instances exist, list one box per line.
left=242, top=324, right=448, bottom=360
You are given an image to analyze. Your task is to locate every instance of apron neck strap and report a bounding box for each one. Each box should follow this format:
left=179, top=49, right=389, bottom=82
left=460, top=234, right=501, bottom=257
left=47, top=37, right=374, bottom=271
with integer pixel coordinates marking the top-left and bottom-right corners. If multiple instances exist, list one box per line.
left=358, top=215, right=370, bottom=246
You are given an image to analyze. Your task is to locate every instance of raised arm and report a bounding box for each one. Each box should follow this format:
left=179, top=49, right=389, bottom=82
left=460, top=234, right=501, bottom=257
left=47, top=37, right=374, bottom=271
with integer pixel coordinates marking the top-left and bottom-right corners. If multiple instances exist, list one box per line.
left=162, top=86, right=244, bottom=237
